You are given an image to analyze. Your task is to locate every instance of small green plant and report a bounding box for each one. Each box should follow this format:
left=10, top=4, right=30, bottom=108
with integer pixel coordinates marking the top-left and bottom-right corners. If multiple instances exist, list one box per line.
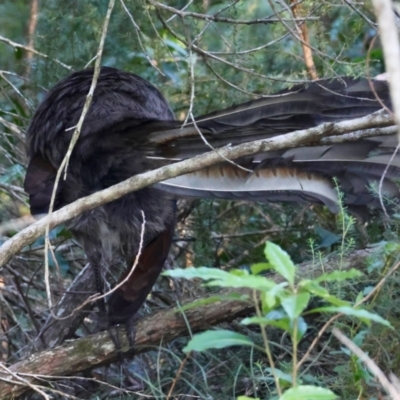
left=164, top=241, right=392, bottom=400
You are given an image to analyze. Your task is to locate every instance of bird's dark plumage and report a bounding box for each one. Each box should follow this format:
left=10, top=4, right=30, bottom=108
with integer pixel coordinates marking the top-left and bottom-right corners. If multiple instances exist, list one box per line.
left=24, top=67, right=398, bottom=324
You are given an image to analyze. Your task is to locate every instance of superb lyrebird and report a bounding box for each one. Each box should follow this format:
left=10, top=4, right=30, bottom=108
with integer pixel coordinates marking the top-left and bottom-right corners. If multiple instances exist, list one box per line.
left=24, top=67, right=397, bottom=326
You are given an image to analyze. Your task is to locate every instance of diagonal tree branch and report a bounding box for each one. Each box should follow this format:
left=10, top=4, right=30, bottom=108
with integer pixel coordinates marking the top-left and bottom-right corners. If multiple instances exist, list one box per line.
left=0, top=110, right=394, bottom=268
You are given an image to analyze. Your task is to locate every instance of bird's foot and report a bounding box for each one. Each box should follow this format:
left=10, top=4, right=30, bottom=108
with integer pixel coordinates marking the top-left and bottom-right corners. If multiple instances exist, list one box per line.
left=108, top=314, right=139, bottom=360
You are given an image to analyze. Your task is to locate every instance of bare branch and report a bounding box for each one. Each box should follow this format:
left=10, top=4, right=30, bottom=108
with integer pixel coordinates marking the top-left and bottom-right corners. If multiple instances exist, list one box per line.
left=0, top=35, right=72, bottom=71
left=372, top=0, right=400, bottom=134
left=44, top=0, right=115, bottom=312
left=0, top=110, right=393, bottom=268
left=333, top=328, right=400, bottom=399
left=289, top=0, right=318, bottom=80
left=147, top=0, right=319, bottom=24
left=25, top=0, right=39, bottom=76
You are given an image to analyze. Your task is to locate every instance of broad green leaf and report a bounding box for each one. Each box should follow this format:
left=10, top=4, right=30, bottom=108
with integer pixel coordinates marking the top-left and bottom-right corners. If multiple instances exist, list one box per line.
left=363, top=286, right=374, bottom=296
left=163, top=267, right=230, bottom=280
left=242, top=310, right=290, bottom=333
left=238, top=397, right=260, bottom=400
left=310, top=306, right=392, bottom=327
left=261, top=282, right=288, bottom=312
left=242, top=312, right=307, bottom=342
left=183, top=329, right=254, bottom=352
left=280, top=385, right=337, bottom=400
left=355, top=291, right=364, bottom=304
left=177, top=293, right=250, bottom=312
left=241, top=316, right=274, bottom=326
left=295, top=317, right=308, bottom=343
left=353, top=329, right=367, bottom=347
left=264, top=242, right=295, bottom=286
left=164, top=267, right=277, bottom=291
left=242, top=315, right=299, bottom=337
left=300, top=280, right=350, bottom=307
left=315, top=269, right=362, bottom=283
left=280, top=292, right=310, bottom=320
left=230, top=268, right=250, bottom=277
left=251, top=262, right=271, bottom=275
left=265, top=367, right=293, bottom=384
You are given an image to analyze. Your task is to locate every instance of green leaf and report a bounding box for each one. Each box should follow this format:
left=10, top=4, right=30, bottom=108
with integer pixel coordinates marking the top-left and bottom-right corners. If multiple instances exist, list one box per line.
left=238, top=397, right=260, bottom=400
left=183, top=329, right=254, bottom=353
left=242, top=310, right=290, bottom=332
left=241, top=316, right=274, bottom=326
left=315, top=269, right=362, bottom=283
left=355, top=291, right=364, bottom=304
left=243, top=310, right=297, bottom=339
left=251, top=262, right=271, bottom=275
left=265, top=367, right=293, bottom=384
left=280, top=292, right=310, bottom=320
left=264, top=242, right=295, bottom=286
left=300, top=280, right=350, bottom=307
left=177, top=293, right=250, bottom=312
left=295, top=317, right=308, bottom=343
left=310, top=306, right=392, bottom=327
left=280, top=385, right=337, bottom=400
left=164, top=267, right=276, bottom=291
left=261, top=282, right=288, bottom=312
left=353, top=329, right=367, bottom=347
left=242, top=313, right=307, bottom=342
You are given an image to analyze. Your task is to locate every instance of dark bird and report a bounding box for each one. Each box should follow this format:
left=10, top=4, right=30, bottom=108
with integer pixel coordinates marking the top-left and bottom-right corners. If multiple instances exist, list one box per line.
left=24, top=67, right=398, bottom=326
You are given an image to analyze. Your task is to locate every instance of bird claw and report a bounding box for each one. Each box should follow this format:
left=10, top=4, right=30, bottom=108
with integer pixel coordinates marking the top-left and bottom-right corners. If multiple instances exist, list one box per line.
left=108, top=315, right=138, bottom=359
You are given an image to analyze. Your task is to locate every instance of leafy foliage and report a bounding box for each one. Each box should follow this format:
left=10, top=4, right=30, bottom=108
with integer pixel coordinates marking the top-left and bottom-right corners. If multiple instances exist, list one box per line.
left=165, top=241, right=393, bottom=398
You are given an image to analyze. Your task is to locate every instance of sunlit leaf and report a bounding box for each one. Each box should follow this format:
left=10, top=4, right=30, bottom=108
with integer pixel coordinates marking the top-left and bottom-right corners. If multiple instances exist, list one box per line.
left=265, top=367, right=293, bottom=384
left=280, top=385, right=337, bottom=399
left=264, top=242, right=295, bottom=285
left=251, top=262, right=272, bottom=275
left=164, top=267, right=276, bottom=291
left=280, top=292, right=310, bottom=320
left=177, top=293, right=250, bottom=312
left=309, top=306, right=392, bottom=327
left=261, top=282, right=288, bottom=312
left=300, top=280, right=350, bottom=307
left=183, top=329, right=254, bottom=353
left=315, top=269, right=362, bottom=283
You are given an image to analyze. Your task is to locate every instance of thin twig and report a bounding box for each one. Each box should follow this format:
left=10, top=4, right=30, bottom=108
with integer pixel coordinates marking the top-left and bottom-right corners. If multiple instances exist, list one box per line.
left=371, top=0, right=400, bottom=217
left=166, top=352, right=191, bottom=399
left=120, top=0, right=165, bottom=75
left=43, top=0, right=115, bottom=312
left=289, top=0, right=318, bottom=79
left=0, top=363, right=50, bottom=400
left=333, top=328, right=400, bottom=399
left=0, top=35, right=72, bottom=71
left=148, top=0, right=319, bottom=24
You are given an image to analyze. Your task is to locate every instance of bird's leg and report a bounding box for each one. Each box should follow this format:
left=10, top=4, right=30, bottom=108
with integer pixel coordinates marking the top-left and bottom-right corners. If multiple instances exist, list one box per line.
left=124, top=312, right=143, bottom=355
left=112, top=314, right=138, bottom=359
left=91, top=262, right=109, bottom=327
left=107, top=294, right=140, bottom=358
